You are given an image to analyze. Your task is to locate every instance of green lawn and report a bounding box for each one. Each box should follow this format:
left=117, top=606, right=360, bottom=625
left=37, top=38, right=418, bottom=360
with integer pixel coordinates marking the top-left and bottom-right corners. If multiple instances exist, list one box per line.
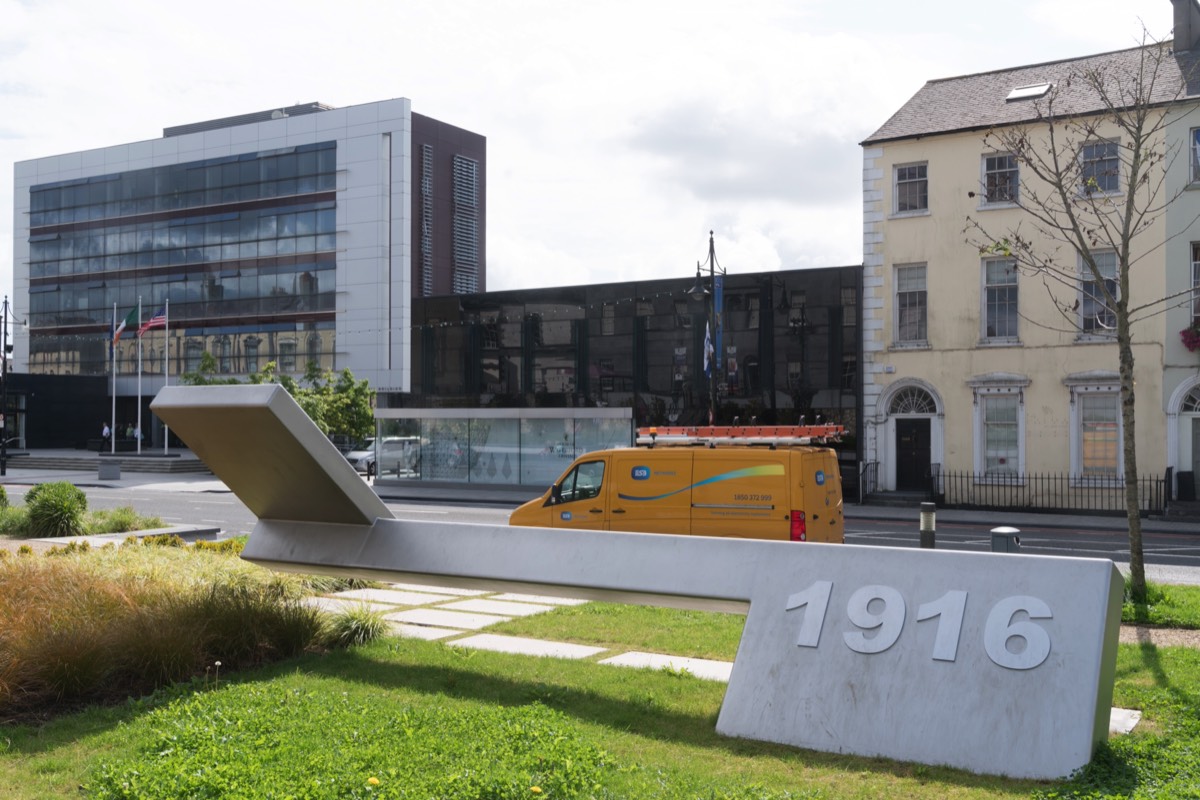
left=4, top=546, right=1200, bottom=799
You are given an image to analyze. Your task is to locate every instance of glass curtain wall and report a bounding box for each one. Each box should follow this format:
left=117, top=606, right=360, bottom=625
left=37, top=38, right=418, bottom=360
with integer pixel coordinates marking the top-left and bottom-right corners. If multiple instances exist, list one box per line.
left=26, top=143, right=338, bottom=377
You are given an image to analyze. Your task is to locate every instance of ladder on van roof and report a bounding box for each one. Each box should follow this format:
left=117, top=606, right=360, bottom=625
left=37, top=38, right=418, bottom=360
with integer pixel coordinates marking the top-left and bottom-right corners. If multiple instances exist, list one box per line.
left=635, top=424, right=845, bottom=448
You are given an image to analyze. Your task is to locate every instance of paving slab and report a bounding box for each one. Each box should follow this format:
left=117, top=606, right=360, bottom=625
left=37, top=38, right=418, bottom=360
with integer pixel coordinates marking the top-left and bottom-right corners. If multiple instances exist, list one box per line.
left=440, top=598, right=556, bottom=617
left=1110, top=708, right=1142, bottom=736
left=301, top=597, right=398, bottom=615
left=598, top=652, right=734, bottom=682
left=386, top=582, right=490, bottom=597
left=451, top=633, right=606, bottom=660
left=334, top=588, right=451, bottom=606
left=490, top=593, right=588, bottom=606
left=384, top=608, right=511, bottom=630
left=386, top=622, right=462, bottom=641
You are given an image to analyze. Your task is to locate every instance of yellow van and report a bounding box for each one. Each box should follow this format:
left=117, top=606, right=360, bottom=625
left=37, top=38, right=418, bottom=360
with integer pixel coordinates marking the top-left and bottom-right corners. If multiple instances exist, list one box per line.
left=509, top=425, right=844, bottom=542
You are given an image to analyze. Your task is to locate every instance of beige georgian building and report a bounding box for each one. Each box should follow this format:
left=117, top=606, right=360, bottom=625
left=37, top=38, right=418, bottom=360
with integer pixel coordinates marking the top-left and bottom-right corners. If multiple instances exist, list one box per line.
left=860, top=0, right=1200, bottom=507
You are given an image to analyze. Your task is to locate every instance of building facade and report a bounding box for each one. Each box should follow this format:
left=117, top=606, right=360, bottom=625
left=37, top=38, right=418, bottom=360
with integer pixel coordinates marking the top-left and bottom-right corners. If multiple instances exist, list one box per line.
left=397, top=265, right=863, bottom=475
left=860, top=0, right=1200, bottom=510
left=11, top=99, right=485, bottom=445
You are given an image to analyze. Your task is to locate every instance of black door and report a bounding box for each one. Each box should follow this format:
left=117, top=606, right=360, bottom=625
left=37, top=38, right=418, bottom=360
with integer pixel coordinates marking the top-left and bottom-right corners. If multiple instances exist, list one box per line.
left=895, top=418, right=931, bottom=491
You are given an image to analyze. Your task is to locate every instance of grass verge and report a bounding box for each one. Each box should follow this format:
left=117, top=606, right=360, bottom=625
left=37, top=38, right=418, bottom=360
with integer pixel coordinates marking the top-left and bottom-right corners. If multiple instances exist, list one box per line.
left=4, top=549, right=1200, bottom=797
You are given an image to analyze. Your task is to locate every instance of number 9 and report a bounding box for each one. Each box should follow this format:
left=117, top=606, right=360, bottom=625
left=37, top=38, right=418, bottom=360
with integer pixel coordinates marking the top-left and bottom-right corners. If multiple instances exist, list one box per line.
left=843, top=585, right=906, bottom=654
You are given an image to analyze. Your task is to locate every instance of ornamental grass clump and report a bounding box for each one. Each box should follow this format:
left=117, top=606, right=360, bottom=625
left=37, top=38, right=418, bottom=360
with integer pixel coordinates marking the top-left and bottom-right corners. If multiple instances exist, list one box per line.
left=323, top=605, right=389, bottom=648
left=0, top=545, right=328, bottom=717
left=23, top=481, right=88, bottom=538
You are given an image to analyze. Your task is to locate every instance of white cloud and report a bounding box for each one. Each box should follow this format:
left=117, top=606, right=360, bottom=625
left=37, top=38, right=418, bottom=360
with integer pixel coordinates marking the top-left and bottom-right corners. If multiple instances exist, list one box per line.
left=0, top=0, right=1175, bottom=298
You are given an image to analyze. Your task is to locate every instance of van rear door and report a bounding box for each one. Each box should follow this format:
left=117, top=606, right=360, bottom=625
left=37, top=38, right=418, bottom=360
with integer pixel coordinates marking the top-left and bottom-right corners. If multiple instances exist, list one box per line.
left=608, top=450, right=693, bottom=533
left=794, top=450, right=844, bottom=543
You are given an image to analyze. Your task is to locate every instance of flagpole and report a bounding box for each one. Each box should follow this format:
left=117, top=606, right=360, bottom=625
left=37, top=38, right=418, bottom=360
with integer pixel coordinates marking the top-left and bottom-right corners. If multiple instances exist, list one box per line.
left=136, top=298, right=142, bottom=455
left=162, top=299, right=169, bottom=455
left=110, top=303, right=116, bottom=455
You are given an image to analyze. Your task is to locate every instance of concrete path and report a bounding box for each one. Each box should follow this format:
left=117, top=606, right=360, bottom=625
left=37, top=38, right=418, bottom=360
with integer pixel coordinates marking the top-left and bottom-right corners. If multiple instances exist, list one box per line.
left=305, top=582, right=735, bottom=682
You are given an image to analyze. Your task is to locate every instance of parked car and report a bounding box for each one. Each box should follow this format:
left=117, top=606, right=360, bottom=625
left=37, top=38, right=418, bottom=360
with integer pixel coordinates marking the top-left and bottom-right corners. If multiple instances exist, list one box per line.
left=344, top=436, right=421, bottom=477
left=343, top=438, right=377, bottom=474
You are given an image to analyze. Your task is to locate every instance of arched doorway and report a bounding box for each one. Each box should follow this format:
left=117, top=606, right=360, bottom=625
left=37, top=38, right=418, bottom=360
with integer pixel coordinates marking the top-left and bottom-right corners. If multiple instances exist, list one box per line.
left=882, top=383, right=942, bottom=492
left=1168, top=379, right=1200, bottom=500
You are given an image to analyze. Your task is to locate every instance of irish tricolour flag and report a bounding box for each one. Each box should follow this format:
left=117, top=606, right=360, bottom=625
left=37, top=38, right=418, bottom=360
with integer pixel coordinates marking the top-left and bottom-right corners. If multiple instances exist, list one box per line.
left=113, top=307, right=138, bottom=346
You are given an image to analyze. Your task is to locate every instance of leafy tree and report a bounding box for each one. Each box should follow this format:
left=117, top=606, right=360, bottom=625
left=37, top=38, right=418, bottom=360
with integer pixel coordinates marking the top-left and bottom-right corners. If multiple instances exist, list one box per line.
left=178, top=352, right=240, bottom=386
left=964, top=35, right=1196, bottom=601
left=181, top=355, right=373, bottom=443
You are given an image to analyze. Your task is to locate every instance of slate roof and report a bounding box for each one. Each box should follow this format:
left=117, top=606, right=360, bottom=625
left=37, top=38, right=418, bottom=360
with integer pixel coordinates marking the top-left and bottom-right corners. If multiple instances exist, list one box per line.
left=863, top=42, right=1200, bottom=145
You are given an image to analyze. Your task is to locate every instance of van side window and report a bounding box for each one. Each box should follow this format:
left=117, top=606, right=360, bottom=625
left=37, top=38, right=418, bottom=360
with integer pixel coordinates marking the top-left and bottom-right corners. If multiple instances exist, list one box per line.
left=560, top=461, right=605, bottom=503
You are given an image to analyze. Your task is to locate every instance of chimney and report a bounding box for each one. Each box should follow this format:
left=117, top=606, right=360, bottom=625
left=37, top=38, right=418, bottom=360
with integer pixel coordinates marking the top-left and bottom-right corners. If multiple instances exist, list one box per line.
left=1175, top=0, right=1200, bottom=51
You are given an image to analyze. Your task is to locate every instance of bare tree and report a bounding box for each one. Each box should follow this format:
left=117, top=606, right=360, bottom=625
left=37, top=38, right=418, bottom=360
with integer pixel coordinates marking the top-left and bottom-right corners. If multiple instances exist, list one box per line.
left=965, top=35, right=1198, bottom=602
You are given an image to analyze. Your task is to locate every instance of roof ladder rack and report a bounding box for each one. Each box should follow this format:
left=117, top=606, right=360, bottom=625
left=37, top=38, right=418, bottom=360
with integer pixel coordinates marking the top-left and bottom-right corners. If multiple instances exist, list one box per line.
left=635, top=424, right=845, bottom=448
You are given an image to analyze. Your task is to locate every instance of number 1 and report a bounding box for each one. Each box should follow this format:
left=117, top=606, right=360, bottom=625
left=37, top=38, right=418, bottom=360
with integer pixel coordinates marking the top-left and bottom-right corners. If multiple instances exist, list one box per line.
left=786, top=580, right=833, bottom=648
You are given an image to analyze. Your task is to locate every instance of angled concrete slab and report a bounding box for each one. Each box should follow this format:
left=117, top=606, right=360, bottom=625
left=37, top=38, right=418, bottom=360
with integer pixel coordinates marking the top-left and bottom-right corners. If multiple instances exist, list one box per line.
left=154, top=384, right=1124, bottom=780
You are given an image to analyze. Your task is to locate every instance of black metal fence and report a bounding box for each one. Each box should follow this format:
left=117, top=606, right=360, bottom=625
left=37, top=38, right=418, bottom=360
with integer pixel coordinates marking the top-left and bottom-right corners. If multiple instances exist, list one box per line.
left=859, top=461, right=879, bottom=504
left=932, top=469, right=1166, bottom=516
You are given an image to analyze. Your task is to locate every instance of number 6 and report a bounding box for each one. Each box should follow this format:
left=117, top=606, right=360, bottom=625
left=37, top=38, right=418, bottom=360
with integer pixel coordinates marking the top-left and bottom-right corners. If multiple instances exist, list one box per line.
left=984, top=595, right=1052, bottom=670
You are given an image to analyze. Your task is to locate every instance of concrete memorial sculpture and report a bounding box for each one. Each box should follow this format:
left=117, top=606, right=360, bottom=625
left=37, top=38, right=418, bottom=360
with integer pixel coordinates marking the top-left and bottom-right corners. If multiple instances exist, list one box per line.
left=151, top=384, right=1123, bottom=779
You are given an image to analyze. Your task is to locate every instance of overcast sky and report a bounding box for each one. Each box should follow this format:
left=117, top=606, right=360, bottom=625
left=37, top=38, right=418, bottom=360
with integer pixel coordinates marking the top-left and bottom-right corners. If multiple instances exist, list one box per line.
left=0, top=0, right=1175, bottom=300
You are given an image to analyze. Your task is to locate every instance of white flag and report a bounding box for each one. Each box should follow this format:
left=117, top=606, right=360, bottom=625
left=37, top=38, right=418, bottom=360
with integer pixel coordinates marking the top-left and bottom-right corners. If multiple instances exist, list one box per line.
left=703, top=321, right=714, bottom=378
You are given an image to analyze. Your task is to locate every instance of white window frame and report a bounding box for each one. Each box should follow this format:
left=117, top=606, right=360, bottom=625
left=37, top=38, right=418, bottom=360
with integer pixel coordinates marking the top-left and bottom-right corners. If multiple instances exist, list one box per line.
left=1065, top=374, right=1123, bottom=482
left=1192, top=242, right=1200, bottom=326
left=969, top=378, right=1027, bottom=479
left=1191, top=128, right=1200, bottom=184
left=981, top=153, right=1019, bottom=206
left=1078, top=251, right=1118, bottom=338
left=1080, top=139, right=1120, bottom=195
left=894, top=263, right=928, bottom=346
left=893, top=162, right=929, bottom=215
left=981, top=257, right=1019, bottom=343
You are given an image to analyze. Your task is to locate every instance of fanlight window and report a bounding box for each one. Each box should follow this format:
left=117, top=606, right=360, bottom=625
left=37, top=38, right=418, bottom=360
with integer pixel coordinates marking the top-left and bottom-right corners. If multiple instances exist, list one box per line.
left=1183, top=386, right=1200, bottom=413
left=889, top=386, right=937, bottom=415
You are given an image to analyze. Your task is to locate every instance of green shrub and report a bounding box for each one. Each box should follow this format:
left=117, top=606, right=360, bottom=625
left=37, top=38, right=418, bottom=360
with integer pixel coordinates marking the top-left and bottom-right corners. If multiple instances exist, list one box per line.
left=141, top=533, right=186, bottom=548
left=87, top=505, right=163, bottom=534
left=192, top=538, right=245, bottom=555
left=324, top=605, right=389, bottom=648
left=0, top=505, right=25, bottom=537
left=0, top=484, right=7, bottom=508
left=24, top=481, right=88, bottom=537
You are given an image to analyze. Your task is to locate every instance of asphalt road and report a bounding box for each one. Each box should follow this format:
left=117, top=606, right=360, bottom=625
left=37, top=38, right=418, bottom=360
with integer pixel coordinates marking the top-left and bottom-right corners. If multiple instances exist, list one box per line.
left=72, top=483, right=1200, bottom=575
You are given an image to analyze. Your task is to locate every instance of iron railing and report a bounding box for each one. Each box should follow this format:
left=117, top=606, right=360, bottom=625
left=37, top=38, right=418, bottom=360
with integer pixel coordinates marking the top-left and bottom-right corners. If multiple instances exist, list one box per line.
left=933, top=470, right=1166, bottom=515
left=859, top=461, right=879, bottom=504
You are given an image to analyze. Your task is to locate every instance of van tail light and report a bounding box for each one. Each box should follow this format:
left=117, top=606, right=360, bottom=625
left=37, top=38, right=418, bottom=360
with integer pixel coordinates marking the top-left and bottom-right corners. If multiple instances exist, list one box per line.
left=790, top=511, right=807, bottom=541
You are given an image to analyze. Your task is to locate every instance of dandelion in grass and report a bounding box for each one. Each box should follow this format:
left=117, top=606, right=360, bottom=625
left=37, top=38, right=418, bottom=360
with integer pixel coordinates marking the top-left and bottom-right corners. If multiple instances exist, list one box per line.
left=530, top=787, right=543, bottom=794
left=367, top=776, right=380, bottom=786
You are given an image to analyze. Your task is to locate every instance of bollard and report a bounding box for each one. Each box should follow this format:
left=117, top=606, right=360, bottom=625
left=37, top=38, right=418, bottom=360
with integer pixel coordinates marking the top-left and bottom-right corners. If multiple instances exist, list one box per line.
left=919, top=501, right=936, bottom=549
left=990, top=526, right=1021, bottom=553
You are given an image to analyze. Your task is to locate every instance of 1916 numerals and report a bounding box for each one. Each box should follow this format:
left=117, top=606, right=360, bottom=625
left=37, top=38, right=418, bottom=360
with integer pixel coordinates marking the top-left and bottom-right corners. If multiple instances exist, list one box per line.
left=785, top=582, right=1051, bottom=670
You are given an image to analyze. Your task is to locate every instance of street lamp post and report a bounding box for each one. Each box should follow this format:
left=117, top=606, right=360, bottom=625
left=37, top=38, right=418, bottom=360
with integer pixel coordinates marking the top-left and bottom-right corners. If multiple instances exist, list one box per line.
left=688, top=231, right=725, bottom=425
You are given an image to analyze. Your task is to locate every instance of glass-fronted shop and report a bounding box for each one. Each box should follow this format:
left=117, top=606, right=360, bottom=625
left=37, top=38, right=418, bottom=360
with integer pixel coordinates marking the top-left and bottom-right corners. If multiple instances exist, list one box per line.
left=372, top=407, right=633, bottom=488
